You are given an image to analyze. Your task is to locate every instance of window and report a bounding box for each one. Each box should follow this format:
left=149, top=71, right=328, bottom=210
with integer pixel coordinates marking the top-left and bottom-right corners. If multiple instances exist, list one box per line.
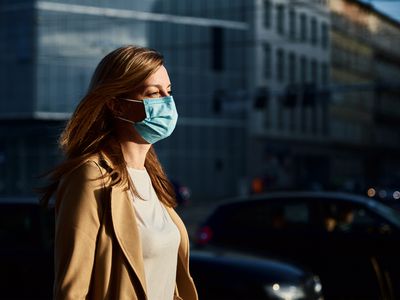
left=322, top=202, right=393, bottom=235
left=254, top=87, right=270, bottom=109
left=321, top=22, right=329, bottom=49
left=289, top=9, right=296, bottom=40
left=311, top=59, right=318, bottom=84
left=321, top=62, right=328, bottom=85
left=311, top=17, right=318, bottom=45
left=300, top=13, right=307, bottom=42
left=16, top=18, right=31, bottom=62
left=276, top=48, right=285, bottom=82
left=276, top=4, right=285, bottom=35
left=264, top=202, right=311, bottom=231
left=284, top=203, right=309, bottom=224
left=212, top=90, right=223, bottom=114
left=263, top=0, right=272, bottom=28
left=225, top=202, right=311, bottom=232
left=211, top=27, right=224, bottom=71
left=264, top=43, right=272, bottom=79
left=300, top=55, right=308, bottom=83
left=288, top=52, right=296, bottom=84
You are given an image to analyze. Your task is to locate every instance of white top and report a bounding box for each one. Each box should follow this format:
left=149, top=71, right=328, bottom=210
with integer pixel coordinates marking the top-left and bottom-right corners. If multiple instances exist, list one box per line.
left=127, top=167, right=180, bottom=300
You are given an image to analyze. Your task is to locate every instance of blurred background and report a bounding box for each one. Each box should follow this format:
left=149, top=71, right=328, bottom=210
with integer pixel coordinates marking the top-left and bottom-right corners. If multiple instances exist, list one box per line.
left=0, top=0, right=399, bottom=205
left=1, top=0, right=400, bottom=299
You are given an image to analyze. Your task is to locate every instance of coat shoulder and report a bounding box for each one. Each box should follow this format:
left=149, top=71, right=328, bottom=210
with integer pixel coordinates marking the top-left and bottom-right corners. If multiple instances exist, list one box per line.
left=55, top=157, right=107, bottom=213
left=62, top=156, right=105, bottom=185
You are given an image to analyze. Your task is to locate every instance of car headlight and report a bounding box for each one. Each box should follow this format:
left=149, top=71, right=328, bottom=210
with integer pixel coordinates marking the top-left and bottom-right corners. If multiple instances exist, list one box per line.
left=312, top=276, right=322, bottom=294
left=264, top=283, right=305, bottom=300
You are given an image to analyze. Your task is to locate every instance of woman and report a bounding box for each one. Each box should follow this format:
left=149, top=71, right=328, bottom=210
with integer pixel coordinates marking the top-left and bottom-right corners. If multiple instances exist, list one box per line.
left=41, top=45, right=198, bottom=300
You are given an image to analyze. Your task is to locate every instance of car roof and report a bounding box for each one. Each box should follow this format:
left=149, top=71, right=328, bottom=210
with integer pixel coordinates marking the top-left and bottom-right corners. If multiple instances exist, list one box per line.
left=216, top=191, right=376, bottom=209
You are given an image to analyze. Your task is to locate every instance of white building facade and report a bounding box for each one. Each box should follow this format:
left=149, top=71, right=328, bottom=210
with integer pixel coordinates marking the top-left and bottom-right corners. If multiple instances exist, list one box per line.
left=247, top=0, right=331, bottom=191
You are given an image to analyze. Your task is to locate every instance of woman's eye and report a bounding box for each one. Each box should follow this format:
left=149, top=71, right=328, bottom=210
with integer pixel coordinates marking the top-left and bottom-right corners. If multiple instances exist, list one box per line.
left=168, top=90, right=172, bottom=95
left=148, top=92, right=159, bottom=97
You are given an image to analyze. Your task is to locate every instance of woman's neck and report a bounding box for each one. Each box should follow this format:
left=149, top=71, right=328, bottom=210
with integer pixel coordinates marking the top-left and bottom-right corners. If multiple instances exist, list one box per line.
left=116, top=122, right=151, bottom=170
left=120, top=141, right=151, bottom=170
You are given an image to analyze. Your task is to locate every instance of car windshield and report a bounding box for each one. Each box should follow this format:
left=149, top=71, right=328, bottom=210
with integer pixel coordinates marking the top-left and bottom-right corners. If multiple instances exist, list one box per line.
left=369, top=201, right=400, bottom=228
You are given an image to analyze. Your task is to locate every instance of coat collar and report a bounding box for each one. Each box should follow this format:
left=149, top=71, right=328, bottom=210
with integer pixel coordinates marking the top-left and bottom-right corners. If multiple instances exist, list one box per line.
left=165, top=206, right=190, bottom=269
left=110, top=185, right=148, bottom=297
left=98, top=153, right=148, bottom=297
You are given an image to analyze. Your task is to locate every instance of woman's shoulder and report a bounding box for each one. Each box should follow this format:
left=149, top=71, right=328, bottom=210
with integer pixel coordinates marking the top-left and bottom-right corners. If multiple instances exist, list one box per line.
left=54, top=155, right=109, bottom=213
left=60, top=155, right=106, bottom=188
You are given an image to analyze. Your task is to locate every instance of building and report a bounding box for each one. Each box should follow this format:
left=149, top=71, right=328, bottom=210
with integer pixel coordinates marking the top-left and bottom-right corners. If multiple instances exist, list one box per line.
left=247, top=0, right=331, bottom=191
left=2, top=0, right=398, bottom=200
left=246, top=0, right=400, bottom=194
left=0, top=0, right=249, bottom=200
left=329, top=0, right=400, bottom=192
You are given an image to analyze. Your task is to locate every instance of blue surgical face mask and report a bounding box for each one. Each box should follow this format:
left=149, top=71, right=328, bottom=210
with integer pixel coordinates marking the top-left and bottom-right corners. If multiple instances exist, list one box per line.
left=117, top=95, right=178, bottom=144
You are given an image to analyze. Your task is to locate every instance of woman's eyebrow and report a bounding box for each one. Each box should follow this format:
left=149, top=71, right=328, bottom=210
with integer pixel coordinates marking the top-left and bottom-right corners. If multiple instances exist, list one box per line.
left=143, top=84, right=171, bottom=89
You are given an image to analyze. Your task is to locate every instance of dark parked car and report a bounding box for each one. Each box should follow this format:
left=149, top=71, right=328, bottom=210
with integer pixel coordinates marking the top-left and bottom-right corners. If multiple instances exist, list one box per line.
left=190, top=250, right=323, bottom=300
left=0, top=197, right=54, bottom=299
left=195, top=191, right=400, bottom=300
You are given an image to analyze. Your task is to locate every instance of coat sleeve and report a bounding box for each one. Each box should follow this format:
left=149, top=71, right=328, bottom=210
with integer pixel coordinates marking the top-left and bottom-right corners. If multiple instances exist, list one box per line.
left=53, top=161, right=105, bottom=300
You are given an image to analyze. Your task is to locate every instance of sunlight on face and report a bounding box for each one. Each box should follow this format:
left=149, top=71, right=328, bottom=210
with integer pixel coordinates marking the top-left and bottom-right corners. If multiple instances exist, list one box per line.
left=138, top=65, right=172, bottom=100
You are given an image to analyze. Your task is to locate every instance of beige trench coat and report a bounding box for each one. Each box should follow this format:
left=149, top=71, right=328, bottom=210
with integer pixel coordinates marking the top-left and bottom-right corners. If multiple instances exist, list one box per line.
left=53, top=155, right=198, bottom=300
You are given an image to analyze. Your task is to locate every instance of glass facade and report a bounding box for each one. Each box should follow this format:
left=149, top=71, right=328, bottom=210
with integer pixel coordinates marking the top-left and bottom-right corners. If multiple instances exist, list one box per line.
left=0, top=2, right=36, bottom=116
left=0, top=0, right=249, bottom=199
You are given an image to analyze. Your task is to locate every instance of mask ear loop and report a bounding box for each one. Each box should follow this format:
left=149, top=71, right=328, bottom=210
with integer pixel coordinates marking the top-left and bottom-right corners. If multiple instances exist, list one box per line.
left=119, top=98, right=144, bottom=103
left=116, top=98, right=145, bottom=124
left=116, top=116, right=136, bottom=124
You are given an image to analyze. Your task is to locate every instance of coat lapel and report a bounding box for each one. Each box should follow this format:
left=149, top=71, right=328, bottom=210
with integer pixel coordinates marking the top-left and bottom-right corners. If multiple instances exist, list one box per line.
left=110, top=185, right=148, bottom=297
left=165, top=206, right=190, bottom=271
left=165, top=206, right=198, bottom=300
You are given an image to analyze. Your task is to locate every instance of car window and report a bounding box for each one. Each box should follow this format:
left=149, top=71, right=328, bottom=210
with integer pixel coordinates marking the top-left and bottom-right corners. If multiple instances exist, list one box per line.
left=322, top=202, right=392, bottom=234
left=217, top=201, right=311, bottom=232
left=285, top=203, right=309, bottom=223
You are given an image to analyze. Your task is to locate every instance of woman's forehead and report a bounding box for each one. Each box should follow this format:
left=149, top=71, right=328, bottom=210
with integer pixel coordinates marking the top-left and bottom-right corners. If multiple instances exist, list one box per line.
left=143, top=65, right=171, bottom=87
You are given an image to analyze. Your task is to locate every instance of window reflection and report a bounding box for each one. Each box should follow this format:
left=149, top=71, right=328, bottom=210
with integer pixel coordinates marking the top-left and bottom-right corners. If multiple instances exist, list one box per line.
left=36, top=10, right=148, bottom=112
left=322, top=202, right=393, bottom=235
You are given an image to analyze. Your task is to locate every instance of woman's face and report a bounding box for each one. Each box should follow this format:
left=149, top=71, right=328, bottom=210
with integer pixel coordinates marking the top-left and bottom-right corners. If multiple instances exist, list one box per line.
left=122, top=65, right=172, bottom=122
left=136, top=65, right=172, bottom=100
left=116, top=65, right=172, bottom=143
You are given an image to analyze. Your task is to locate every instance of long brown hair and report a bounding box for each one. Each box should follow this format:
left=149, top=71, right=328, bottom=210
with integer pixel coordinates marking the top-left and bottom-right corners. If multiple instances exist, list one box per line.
left=40, top=45, right=176, bottom=207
